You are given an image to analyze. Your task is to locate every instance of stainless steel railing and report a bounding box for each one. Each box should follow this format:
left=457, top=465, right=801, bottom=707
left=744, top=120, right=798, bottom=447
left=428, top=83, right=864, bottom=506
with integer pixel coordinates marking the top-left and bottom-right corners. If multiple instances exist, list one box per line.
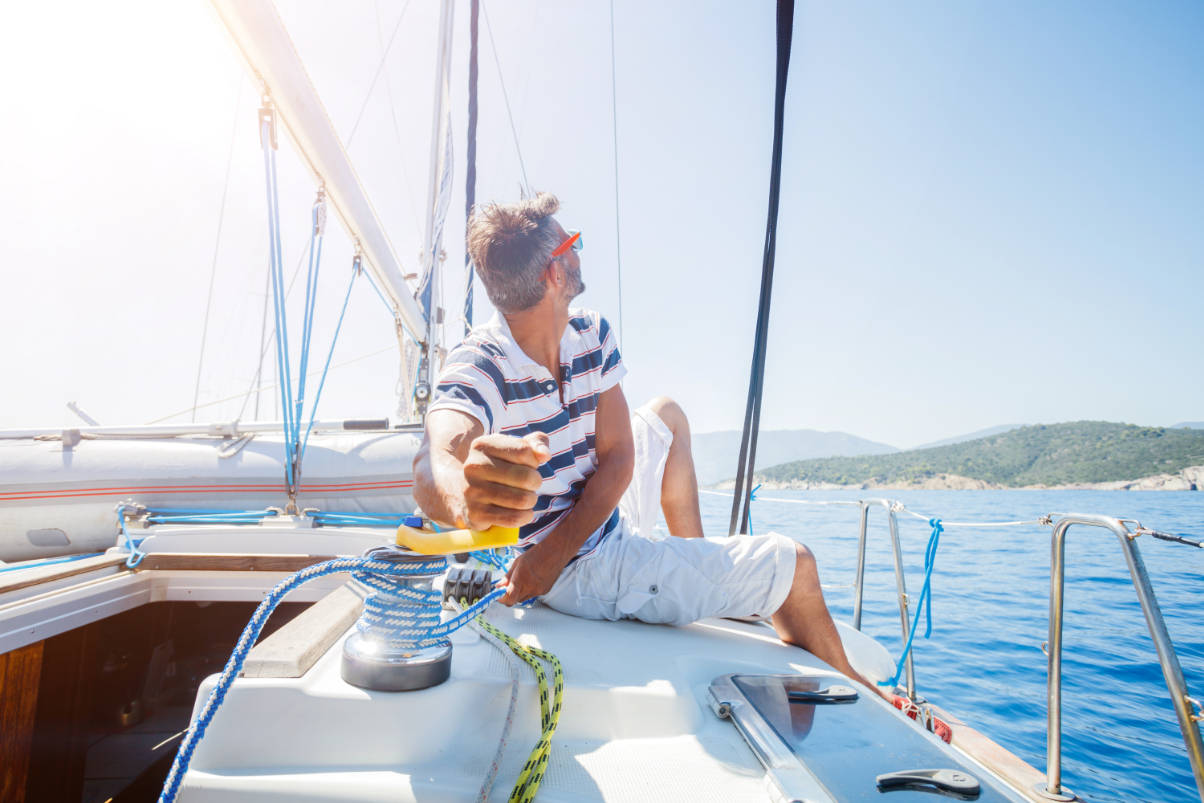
left=1040, top=513, right=1204, bottom=801
left=850, top=499, right=918, bottom=701
left=845, top=502, right=1203, bottom=800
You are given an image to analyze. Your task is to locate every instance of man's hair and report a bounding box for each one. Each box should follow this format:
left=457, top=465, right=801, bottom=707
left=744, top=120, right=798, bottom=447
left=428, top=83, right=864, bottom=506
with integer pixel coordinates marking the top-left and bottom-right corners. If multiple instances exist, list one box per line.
left=466, top=192, right=561, bottom=313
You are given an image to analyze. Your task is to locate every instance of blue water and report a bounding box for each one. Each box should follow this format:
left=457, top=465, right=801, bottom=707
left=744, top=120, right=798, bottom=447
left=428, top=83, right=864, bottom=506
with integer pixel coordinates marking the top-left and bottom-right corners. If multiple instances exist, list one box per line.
left=698, top=490, right=1203, bottom=803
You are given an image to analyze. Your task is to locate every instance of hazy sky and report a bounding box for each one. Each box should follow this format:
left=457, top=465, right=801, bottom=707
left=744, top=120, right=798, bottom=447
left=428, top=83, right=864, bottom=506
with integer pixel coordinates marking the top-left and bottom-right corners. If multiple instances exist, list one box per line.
left=2, top=1, right=1200, bottom=448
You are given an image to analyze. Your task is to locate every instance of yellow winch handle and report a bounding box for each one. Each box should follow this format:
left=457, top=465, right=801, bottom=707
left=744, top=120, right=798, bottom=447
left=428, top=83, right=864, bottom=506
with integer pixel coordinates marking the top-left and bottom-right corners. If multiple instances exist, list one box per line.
left=395, top=523, right=520, bottom=555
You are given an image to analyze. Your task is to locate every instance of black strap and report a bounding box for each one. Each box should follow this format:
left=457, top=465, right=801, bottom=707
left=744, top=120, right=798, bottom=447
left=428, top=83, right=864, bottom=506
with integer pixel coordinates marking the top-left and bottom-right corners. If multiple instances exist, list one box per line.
left=729, top=0, right=795, bottom=535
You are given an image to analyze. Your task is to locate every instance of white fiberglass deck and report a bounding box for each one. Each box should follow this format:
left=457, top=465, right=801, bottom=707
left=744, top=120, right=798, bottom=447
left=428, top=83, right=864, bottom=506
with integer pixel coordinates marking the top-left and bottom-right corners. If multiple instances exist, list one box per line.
left=178, top=597, right=1009, bottom=803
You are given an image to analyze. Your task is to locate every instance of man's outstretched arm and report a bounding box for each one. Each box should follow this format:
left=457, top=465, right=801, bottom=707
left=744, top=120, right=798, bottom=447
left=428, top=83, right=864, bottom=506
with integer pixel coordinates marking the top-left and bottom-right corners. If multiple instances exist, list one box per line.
left=413, top=409, right=549, bottom=530
left=500, top=384, right=635, bottom=604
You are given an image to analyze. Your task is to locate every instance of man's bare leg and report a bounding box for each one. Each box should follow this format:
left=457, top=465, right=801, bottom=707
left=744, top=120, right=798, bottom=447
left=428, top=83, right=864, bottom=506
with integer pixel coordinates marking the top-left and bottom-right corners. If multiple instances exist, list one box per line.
left=772, top=542, right=892, bottom=700
left=645, top=396, right=704, bottom=539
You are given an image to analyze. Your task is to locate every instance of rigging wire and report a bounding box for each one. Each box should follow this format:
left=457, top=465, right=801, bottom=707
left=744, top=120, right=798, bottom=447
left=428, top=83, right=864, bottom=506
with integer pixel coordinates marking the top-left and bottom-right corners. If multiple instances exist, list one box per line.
left=192, top=78, right=244, bottom=422
left=346, top=0, right=415, bottom=148
left=247, top=259, right=272, bottom=421
left=148, top=345, right=396, bottom=425
left=464, top=0, right=481, bottom=337
left=729, top=0, right=795, bottom=536
left=373, top=0, right=425, bottom=243
left=261, top=101, right=298, bottom=491
left=234, top=225, right=339, bottom=423
left=480, top=0, right=530, bottom=194
left=609, top=0, right=625, bottom=351
left=702, top=489, right=1052, bottom=529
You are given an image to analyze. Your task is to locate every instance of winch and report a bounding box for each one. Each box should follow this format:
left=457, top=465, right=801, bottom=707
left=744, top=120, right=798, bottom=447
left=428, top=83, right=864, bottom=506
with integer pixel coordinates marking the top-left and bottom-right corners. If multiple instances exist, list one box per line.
left=340, top=517, right=518, bottom=692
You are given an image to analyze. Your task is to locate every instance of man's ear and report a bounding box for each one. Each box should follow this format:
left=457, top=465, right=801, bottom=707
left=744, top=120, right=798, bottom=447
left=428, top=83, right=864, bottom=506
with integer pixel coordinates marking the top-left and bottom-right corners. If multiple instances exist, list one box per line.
left=544, top=258, right=564, bottom=288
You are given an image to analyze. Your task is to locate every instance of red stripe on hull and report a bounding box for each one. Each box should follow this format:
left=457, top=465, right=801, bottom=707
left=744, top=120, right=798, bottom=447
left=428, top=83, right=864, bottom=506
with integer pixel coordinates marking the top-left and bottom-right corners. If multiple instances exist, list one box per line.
left=0, top=480, right=413, bottom=502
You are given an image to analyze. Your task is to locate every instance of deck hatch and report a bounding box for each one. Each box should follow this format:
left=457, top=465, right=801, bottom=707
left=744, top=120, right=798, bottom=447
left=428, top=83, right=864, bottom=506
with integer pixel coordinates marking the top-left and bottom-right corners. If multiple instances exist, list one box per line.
left=708, top=673, right=1027, bottom=803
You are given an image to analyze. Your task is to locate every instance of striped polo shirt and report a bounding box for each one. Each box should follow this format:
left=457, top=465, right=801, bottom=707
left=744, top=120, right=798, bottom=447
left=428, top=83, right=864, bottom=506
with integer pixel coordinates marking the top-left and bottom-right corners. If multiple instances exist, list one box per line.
left=428, top=308, right=626, bottom=556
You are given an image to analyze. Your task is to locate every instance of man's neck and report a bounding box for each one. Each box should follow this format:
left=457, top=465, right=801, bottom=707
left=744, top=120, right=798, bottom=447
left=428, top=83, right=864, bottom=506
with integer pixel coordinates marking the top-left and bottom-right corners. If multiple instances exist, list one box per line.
left=504, top=302, right=569, bottom=378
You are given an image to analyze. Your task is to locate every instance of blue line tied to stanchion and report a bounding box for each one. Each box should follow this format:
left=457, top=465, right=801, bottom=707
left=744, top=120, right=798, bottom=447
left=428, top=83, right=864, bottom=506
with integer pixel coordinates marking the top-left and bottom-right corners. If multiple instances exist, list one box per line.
left=879, top=518, right=943, bottom=689
left=744, top=483, right=762, bottom=536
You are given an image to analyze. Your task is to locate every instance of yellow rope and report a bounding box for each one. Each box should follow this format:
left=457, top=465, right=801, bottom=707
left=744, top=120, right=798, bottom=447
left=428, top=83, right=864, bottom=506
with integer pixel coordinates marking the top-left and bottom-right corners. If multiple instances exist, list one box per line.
left=474, top=614, right=564, bottom=803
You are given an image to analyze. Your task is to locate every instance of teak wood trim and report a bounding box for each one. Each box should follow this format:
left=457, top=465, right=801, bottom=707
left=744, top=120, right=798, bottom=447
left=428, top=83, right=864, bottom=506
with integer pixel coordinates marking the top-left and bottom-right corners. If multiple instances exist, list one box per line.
left=0, top=554, right=126, bottom=596
left=931, top=702, right=1047, bottom=801
left=241, top=583, right=363, bottom=678
left=135, top=553, right=339, bottom=572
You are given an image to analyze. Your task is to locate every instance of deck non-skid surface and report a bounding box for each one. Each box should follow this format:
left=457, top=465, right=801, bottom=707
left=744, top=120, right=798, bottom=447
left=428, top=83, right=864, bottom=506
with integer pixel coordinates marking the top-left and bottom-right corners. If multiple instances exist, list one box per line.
left=183, top=605, right=823, bottom=801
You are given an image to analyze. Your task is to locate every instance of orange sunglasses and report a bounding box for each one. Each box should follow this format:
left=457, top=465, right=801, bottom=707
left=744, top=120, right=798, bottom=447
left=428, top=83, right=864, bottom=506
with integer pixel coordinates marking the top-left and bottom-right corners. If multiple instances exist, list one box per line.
left=550, top=230, right=583, bottom=258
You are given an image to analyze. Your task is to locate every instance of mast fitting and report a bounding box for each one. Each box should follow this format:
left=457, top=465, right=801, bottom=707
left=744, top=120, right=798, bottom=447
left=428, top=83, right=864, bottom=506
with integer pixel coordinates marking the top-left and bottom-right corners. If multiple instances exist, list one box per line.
left=258, top=92, right=277, bottom=150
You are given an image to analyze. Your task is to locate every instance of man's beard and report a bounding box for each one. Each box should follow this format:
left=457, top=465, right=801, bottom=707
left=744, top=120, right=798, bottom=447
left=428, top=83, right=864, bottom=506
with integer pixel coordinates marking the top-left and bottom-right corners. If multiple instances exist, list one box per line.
left=568, top=264, right=585, bottom=299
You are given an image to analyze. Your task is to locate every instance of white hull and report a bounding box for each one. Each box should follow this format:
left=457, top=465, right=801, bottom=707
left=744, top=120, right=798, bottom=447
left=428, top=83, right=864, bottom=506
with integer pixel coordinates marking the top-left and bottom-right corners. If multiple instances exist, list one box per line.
left=0, top=427, right=419, bottom=562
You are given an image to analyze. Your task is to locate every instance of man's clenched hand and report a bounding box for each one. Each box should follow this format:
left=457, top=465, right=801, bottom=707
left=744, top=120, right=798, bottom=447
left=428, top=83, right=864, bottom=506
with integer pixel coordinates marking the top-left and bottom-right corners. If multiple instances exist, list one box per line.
left=458, top=431, right=550, bottom=529
left=498, top=537, right=572, bottom=606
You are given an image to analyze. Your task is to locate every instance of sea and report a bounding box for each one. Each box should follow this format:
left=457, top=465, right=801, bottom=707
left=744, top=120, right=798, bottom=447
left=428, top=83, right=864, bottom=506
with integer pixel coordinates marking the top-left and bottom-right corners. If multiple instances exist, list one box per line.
left=697, top=489, right=1203, bottom=803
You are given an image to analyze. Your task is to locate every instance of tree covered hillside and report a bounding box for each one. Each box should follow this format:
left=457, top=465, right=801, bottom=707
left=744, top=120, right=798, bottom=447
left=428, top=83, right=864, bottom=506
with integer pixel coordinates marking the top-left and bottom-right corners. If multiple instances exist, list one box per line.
left=756, top=422, right=1204, bottom=487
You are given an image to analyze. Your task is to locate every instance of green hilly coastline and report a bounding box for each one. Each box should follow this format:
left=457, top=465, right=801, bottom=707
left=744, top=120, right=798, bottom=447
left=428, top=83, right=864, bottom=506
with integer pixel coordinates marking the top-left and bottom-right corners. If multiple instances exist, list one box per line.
left=754, top=421, right=1204, bottom=489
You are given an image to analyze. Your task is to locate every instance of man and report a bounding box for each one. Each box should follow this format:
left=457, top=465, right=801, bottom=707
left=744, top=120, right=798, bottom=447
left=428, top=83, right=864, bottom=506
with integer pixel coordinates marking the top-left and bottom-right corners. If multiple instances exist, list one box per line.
left=413, top=193, right=885, bottom=699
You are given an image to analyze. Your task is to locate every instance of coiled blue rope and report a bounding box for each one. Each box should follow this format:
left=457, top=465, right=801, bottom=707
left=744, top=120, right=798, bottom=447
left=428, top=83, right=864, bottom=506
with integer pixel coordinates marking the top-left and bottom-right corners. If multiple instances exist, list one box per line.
left=879, top=518, right=943, bottom=689
left=158, top=554, right=502, bottom=803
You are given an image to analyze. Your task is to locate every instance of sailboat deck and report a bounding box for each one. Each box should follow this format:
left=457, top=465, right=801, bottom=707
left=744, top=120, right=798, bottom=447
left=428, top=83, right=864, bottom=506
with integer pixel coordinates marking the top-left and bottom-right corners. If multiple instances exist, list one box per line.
left=182, top=598, right=1031, bottom=802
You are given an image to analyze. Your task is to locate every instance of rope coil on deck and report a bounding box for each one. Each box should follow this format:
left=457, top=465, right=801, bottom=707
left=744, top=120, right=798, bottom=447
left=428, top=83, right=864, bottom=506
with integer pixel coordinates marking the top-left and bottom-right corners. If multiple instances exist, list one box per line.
left=157, top=555, right=500, bottom=803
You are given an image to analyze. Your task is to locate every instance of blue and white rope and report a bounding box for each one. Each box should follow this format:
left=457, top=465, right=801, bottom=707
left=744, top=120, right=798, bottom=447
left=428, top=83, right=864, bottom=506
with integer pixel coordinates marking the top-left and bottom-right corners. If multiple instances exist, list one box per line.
left=158, top=554, right=500, bottom=803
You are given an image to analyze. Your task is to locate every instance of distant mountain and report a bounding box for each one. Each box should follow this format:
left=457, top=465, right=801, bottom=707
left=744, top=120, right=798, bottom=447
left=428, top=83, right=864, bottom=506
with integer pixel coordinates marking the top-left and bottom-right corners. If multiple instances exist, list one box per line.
left=914, top=424, right=1022, bottom=450
left=1172, top=422, right=1204, bottom=429
left=692, top=429, right=897, bottom=485
left=756, top=421, right=1204, bottom=488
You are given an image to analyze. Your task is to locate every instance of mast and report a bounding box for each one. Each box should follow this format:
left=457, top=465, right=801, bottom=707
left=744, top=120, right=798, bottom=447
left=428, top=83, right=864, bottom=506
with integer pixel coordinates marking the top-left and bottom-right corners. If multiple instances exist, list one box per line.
left=208, top=0, right=427, bottom=345
left=414, top=0, right=457, bottom=412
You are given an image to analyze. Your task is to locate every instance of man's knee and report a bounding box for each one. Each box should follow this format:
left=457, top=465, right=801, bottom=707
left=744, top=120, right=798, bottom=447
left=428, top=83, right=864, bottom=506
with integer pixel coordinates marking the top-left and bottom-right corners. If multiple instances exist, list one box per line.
left=646, top=396, right=690, bottom=437
left=792, top=542, right=817, bottom=583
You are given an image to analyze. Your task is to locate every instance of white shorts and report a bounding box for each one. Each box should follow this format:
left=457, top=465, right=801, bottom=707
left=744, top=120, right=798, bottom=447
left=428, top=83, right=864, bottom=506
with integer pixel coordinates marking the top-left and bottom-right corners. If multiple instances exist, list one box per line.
left=540, top=403, right=798, bottom=626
